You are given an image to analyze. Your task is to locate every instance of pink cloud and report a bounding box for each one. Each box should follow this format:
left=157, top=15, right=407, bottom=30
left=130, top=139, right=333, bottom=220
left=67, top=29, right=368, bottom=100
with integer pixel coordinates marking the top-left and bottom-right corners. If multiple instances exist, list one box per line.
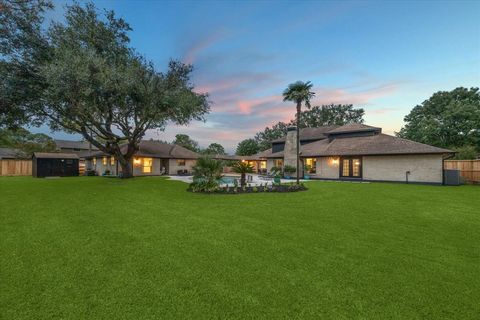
left=236, top=95, right=282, bottom=114
left=183, top=32, right=225, bottom=65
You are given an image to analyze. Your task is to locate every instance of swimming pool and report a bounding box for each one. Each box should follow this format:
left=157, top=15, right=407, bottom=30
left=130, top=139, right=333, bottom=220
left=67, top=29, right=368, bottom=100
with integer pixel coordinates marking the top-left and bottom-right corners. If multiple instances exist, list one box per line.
left=219, top=176, right=238, bottom=185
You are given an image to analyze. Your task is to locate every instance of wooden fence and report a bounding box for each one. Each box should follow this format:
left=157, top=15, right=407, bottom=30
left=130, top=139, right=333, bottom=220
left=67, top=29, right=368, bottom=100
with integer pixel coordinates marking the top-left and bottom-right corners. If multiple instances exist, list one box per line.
left=0, top=159, right=32, bottom=176
left=444, top=160, right=480, bottom=183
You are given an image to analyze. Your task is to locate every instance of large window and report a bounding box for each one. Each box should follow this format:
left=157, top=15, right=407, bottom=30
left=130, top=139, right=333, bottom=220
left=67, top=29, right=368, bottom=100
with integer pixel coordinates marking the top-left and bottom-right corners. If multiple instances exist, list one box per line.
left=340, top=157, right=362, bottom=178
left=143, top=158, right=153, bottom=173
left=102, top=156, right=107, bottom=165
left=92, top=158, right=96, bottom=165
left=176, top=159, right=186, bottom=166
left=110, top=156, right=115, bottom=166
left=304, top=158, right=317, bottom=173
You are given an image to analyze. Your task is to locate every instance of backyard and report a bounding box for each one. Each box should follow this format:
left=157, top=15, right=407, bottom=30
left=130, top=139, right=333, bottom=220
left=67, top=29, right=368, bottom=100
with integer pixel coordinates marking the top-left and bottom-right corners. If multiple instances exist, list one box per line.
left=0, top=177, right=479, bottom=319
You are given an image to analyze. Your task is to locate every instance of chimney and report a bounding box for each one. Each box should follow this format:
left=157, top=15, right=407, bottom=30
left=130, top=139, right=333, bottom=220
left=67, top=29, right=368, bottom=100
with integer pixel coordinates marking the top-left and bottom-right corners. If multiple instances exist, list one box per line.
left=283, top=126, right=299, bottom=173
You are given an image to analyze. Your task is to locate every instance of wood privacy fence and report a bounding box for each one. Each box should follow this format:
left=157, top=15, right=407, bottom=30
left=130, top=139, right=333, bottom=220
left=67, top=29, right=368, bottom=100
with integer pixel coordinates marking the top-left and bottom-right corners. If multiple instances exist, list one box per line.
left=444, top=160, right=480, bottom=183
left=0, top=160, right=32, bottom=176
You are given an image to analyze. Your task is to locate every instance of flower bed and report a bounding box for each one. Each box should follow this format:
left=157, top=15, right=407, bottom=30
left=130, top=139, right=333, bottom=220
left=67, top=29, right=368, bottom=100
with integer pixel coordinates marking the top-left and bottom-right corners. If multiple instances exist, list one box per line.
left=188, top=183, right=308, bottom=194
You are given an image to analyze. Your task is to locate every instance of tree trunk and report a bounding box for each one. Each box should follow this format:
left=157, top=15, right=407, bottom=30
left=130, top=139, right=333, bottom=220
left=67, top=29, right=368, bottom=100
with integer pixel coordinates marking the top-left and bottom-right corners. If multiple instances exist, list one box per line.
left=240, top=173, right=246, bottom=187
left=296, top=101, right=301, bottom=185
left=117, top=155, right=134, bottom=179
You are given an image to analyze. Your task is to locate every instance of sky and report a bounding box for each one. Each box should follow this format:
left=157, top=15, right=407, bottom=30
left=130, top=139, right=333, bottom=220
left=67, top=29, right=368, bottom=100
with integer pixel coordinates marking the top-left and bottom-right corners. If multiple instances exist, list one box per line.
left=37, top=0, right=480, bottom=153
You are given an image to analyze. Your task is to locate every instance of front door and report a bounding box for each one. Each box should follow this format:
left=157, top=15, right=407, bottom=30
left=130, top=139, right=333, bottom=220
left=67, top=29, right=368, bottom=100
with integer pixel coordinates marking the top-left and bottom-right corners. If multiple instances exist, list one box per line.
left=340, top=157, right=362, bottom=178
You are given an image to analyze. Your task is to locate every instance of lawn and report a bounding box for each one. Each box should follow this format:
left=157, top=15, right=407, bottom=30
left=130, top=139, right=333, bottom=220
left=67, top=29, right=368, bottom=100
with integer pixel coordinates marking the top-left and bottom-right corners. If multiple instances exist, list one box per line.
left=0, top=177, right=479, bottom=319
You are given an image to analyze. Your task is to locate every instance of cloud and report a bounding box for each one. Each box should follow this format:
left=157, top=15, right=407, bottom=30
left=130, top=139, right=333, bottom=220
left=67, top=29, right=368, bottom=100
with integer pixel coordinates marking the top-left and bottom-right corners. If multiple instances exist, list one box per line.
left=182, top=31, right=227, bottom=65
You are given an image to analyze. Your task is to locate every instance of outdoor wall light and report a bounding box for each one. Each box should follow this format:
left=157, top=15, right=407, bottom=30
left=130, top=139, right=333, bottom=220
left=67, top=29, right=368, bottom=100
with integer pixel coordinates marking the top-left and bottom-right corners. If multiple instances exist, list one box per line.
left=133, top=158, right=141, bottom=165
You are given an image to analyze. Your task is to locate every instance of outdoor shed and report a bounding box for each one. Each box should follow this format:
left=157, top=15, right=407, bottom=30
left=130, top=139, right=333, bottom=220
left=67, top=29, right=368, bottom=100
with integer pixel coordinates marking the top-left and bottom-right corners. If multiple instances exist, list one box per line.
left=32, top=153, right=79, bottom=178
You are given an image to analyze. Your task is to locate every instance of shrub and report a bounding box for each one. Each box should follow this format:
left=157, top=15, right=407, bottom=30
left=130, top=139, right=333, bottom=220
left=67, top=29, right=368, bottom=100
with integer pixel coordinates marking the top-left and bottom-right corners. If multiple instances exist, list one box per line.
left=283, top=165, right=296, bottom=174
left=190, top=156, right=223, bottom=192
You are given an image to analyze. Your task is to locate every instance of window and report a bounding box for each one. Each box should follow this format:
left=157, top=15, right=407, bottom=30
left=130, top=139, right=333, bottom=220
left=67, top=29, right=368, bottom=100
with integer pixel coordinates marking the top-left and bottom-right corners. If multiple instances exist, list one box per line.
left=305, top=158, right=316, bottom=173
left=143, top=158, right=153, bottom=173
left=260, top=161, right=267, bottom=169
left=352, top=159, right=361, bottom=177
left=110, top=156, right=115, bottom=166
left=274, top=159, right=283, bottom=168
left=102, top=156, right=107, bottom=165
left=92, top=158, right=96, bottom=165
left=342, top=159, right=350, bottom=176
left=176, top=159, right=186, bottom=166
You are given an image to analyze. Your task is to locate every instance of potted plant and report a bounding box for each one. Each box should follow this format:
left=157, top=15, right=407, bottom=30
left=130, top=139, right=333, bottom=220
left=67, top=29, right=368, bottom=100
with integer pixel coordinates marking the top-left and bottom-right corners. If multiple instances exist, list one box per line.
left=304, top=164, right=311, bottom=180
left=283, top=165, right=296, bottom=179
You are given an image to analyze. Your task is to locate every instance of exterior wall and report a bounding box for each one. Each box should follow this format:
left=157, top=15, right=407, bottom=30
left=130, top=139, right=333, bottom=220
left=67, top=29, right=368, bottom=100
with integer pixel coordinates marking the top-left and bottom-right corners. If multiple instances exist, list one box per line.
left=363, top=154, right=443, bottom=184
left=87, top=156, right=118, bottom=175
left=267, top=159, right=276, bottom=171
left=168, top=159, right=196, bottom=175
left=315, top=156, right=340, bottom=179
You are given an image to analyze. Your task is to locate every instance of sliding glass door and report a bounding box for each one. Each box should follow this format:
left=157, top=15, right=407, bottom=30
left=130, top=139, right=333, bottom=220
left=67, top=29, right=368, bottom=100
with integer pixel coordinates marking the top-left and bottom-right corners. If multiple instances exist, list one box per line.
left=340, top=157, right=362, bottom=178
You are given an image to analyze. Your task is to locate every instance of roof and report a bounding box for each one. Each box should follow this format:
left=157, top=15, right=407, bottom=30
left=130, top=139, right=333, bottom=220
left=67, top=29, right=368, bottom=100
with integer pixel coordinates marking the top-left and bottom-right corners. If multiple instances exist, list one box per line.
left=301, top=133, right=452, bottom=157
left=326, top=123, right=381, bottom=134
left=55, top=139, right=99, bottom=150
left=0, top=147, right=23, bottom=159
left=271, top=126, right=339, bottom=143
left=33, top=152, right=79, bottom=159
left=86, top=140, right=200, bottom=159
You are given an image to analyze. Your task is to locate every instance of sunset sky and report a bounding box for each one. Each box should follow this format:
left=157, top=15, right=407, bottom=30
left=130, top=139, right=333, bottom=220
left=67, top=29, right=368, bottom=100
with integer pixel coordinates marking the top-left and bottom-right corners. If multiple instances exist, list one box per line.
left=40, top=0, right=480, bottom=153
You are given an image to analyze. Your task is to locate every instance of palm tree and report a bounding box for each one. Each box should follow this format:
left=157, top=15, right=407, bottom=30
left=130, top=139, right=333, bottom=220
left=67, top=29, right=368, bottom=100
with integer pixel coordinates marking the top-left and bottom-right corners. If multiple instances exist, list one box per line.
left=282, top=81, right=315, bottom=184
left=232, top=161, right=254, bottom=187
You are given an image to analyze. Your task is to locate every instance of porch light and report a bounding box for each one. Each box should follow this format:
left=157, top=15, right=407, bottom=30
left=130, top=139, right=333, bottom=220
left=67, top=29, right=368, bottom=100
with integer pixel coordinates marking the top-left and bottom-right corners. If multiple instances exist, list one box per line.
left=332, top=158, right=339, bottom=165
left=133, top=157, right=141, bottom=165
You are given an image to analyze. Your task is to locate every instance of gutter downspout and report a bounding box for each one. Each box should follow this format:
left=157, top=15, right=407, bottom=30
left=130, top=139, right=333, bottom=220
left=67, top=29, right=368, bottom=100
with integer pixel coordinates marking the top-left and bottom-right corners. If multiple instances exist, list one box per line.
left=442, top=152, right=456, bottom=185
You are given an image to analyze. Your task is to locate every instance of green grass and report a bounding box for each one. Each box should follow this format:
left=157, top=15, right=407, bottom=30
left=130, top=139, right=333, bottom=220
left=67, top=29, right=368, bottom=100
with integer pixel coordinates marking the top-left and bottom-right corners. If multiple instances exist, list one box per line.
left=1, top=177, right=479, bottom=319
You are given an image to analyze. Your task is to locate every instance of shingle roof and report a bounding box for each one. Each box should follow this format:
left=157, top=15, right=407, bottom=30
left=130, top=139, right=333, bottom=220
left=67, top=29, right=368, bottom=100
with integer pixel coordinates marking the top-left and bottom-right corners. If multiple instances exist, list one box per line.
left=301, top=133, right=452, bottom=157
left=0, top=147, right=22, bottom=159
left=33, top=152, right=79, bottom=159
left=326, top=123, right=381, bottom=134
left=86, top=140, right=200, bottom=159
left=55, top=139, right=99, bottom=150
left=271, top=126, right=339, bottom=143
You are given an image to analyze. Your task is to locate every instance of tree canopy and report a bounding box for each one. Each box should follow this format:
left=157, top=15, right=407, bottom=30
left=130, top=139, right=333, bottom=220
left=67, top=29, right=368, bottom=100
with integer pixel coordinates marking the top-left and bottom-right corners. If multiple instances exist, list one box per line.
left=235, top=138, right=259, bottom=156
left=397, top=87, right=480, bottom=153
left=1, top=2, right=210, bottom=177
left=0, top=128, right=56, bottom=157
left=202, top=143, right=226, bottom=155
left=172, top=134, right=200, bottom=152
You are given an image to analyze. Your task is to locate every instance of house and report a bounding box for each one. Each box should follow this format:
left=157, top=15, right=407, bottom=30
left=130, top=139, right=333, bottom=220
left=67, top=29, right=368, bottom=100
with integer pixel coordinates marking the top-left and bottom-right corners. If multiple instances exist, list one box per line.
left=85, top=140, right=200, bottom=176
left=54, top=139, right=99, bottom=159
left=248, top=123, right=453, bottom=184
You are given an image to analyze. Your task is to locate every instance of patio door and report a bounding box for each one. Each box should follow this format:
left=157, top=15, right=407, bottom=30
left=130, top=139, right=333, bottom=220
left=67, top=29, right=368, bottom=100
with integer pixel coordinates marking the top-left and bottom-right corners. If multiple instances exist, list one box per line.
left=340, top=157, right=362, bottom=178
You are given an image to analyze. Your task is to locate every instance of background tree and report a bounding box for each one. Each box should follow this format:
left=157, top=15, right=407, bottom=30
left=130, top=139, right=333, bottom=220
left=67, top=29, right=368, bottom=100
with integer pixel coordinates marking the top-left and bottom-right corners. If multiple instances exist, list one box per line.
left=202, top=143, right=226, bottom=155
left=173, top=134, right=200, bottom=152
left=452, top=145, right=478, bottom=160
left=0, top=0, right=53, bottom=129
left=254, top=122, right=289, bottom=151
left=0, top=128, right=56, bottom=157
left=282, top=81, right=315, bottom=184
left=1, top=2, right=209, bottom=178
left=397, top=87, right=480, bottom=152
left=297, top=104, right=364, bottom=127
left=235, top=138, right=259, bottom=156
left=254, top=104, right=365, bottom=151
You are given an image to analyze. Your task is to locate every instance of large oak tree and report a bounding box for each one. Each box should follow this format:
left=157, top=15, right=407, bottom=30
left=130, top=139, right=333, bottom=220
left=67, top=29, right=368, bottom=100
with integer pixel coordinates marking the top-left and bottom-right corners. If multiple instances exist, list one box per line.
left=1, top=2, right=209, bottom=178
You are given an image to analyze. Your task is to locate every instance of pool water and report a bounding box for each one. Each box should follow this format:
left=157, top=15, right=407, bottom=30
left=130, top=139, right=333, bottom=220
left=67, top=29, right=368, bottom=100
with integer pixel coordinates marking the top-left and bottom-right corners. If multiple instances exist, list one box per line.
left=219, top=176, right=238, bottom=185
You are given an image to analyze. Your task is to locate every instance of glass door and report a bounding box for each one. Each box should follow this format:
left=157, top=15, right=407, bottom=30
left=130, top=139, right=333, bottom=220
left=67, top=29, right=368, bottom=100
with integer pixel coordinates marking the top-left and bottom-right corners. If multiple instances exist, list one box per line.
left=340, top=157, right=362, bottom=178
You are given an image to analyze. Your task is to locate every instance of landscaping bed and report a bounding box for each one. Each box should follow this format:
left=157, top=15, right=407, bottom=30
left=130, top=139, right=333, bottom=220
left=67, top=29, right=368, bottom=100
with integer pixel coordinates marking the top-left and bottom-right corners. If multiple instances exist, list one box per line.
left=188, top=183, right=308, bottom=194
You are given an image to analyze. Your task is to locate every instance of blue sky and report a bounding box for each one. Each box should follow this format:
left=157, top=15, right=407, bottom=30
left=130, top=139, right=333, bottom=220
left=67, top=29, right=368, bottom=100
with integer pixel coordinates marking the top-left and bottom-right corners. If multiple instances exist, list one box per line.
left=39, top=0, right=480, bottom=153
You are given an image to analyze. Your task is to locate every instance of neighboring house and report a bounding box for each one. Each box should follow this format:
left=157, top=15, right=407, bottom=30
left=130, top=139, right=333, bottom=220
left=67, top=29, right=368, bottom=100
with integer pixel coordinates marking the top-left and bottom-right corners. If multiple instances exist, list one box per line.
left=247, top=123, right=453, bottom=184
left=0, top=147, right=23, bottom=159
left=54, top=139, right=99, bottom=159
left=85, top=140, right=200, bottom=176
